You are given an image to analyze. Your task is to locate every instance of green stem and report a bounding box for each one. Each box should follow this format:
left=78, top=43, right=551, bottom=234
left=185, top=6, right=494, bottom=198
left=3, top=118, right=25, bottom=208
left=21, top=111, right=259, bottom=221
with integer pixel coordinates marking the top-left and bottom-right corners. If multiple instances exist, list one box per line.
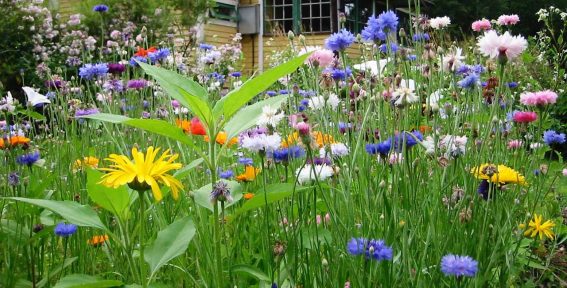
left=138, top=191, right=147, bottom=288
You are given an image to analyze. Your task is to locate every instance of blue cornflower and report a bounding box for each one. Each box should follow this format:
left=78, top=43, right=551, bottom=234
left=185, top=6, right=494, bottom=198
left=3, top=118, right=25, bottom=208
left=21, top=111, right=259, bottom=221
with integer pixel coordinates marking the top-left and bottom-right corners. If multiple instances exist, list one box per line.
left=392, top=131, right=422, bottom=151
left=93, top=4, right=109, bottom=12
left=298, top=105, right=306, bottom=112
left=148, top=48, right=170, bottom=63
left=377, top=10, right=398, bottom=32
left=16, top=151, right=41, bottom=166
left=279, top=90, right=289, bottom=95
left=406, top=54, right=417, bottom=61
left=238, top=157, right=253, bottom=166
left=208, top=72, right=225, bottom=81
left=456, top=65, right=471, bottom=75
left=379, top=43, right=398, bottom=54
left=458, top=73, right=480, bottom=89
left=326, top=67, right=352, bottom=80
left=412, top=33, right=430, bottom=42
left=440, top=254, right=478, bottom=277
left=54, top=223, right=78, bottom=237
left=273, top=146, right=305, bottom=163
left=347, top=237, right=366, bottom=255
left=366, top=239, right=393, bottom=261
left=477, top=179, right=490, bottom=199
left=543, top=130, right=566, bottom=145
left=230, top=71, right=241, bottom=77
left=266, top=91, right=277, bottom=97
left=129, top=56, right=147, bottom=67
left=366, top=139, right=392, bottom=156
left=79, top=63, right=109, bottom=80
left=507, top=82, right=518, bottom=88
left=361, top=15, right=386, bottom=42
left=470, top=64, right=485, bottom=74
left=199, top=43, right=214, bottom=50
left=325, top=29, right=355, bottom=51
left=219, top=169, right=234, bottom=179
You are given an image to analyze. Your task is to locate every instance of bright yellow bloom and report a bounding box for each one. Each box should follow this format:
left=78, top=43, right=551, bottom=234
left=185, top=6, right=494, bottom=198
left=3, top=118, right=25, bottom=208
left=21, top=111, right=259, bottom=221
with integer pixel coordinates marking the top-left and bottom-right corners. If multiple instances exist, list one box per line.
left=99, top=147, right=183, bottom=202
left=470, top=163, right=527, bottom=185
left=520, top=214, right=555, bottom=240
left=73, top=156, right=99, bottom=172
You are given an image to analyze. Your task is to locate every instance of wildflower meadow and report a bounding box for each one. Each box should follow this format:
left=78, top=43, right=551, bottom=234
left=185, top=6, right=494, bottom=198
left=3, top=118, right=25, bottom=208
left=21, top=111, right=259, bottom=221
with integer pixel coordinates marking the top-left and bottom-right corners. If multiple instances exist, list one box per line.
left=1, top=1, right=566, bottom=287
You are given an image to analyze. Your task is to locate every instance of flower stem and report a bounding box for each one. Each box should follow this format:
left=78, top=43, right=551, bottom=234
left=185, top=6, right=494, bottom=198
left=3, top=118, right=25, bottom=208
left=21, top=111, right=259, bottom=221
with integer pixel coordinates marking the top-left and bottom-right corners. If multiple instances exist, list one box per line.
left=138, top=191, right=147, bottom=288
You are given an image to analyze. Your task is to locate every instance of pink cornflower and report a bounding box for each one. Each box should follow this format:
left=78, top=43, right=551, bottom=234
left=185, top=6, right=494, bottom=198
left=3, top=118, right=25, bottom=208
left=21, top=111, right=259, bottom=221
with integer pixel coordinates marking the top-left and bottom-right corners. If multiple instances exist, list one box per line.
left=512, top=111, right=537, bottom=123
left=497, top=14, right=520, bottom=26
left=471, top=19, right=491, bottom=32
left=507, top=140, right=523, bottom=149
left=562, top=168, right=567, bottom=177
left=477, top=30, right=527, bottom=60
left=519, top=90, right=558, bottom=106
left=307, top=49, right=335, bottom=68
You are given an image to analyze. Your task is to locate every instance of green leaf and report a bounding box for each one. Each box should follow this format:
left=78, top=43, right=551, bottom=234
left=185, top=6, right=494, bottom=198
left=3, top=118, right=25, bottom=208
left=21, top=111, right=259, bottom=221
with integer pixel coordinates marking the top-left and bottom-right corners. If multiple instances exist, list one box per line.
left=81, top=113, right=198, bottom=150
left=231, top=264, right=271, bottom=282
left=224, top=94, right=289, bottom=139
left=86, top=168, right=132, bottom=220
left=53, top=274, right=122, bottom=288
left=37, top=257, right=78, bottom=288
left=192, top=181, right=242, bottom=212
left=16, top=109, right=46, bottom=121
left=300, top=227, right=332, bottom=250
left=234, top=183, right=310, bottom=216
left=144, top=216, right=196, bottom=276
left=5, top=197, right=107, bottom=230
left=173, top=158, right=204, bottom=178
left=138, top=62, right=212, bottom=125
left=213, top=53, right=309, bottom=120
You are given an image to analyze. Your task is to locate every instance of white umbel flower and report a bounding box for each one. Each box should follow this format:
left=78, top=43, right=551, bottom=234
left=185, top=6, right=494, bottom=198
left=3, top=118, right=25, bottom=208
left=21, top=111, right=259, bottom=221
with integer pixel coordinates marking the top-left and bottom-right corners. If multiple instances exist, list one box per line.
left=257, top=105, right=285, bottom=128
left=296, top=164, right=334, bottom=184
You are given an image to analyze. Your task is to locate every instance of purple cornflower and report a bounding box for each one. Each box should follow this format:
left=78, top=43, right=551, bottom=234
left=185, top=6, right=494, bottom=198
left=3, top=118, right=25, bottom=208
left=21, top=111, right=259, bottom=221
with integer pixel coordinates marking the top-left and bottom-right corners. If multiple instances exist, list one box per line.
left=407, top=54, right=417, bottom=61
left=507, top=82, right=518, bottom=88
left=543, top=130, right=566, bottom=145
left=16, top=151, right=41, bottom=166
left=107, top=63, right=125, bottom=74
left=238, top=157, right=254, bottom=166
left=127, top=79, right=147, bottom=90
left=210, top=181, right=232, bottom=203
left=45, top=79, right=64, bottom=89
left=440, top=254, right=478, bottom=277
left=266, top=91, right=277, bottom=97
left=458, top=74, right=480, bottom=89
left=75, top=107, right=99, bottom=117
left=54, top=223, right=78, bottom=237
left=325, top=29, right=355, bottom=51
left=8, top=172, right=19, bottom=186
left=273, top=146, right=305, bottom=163
left=199, top=43, right=214, bottom=50
left=412, top=33, right=430, bottom=42
left=93, top=4, right=109, bottom=12
left=230, top=71, right=241, bottom=77
left=102, top=79, right=124, bottom=92
left=148, top=48, right=170, bottom=63
left=477, top=179, right=490, bottom=199
left=79, top=63, right=108, bottom=80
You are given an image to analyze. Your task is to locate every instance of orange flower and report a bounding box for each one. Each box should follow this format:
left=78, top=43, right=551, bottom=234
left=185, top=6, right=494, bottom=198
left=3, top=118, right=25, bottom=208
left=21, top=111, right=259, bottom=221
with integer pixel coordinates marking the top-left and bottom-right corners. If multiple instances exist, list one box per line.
left=282, top=131, right=335, bottom=148
left=87, top=234, right=109, bottom=246
left=9, top=135, right=30, bottom=147
left=190, top=117, right=206, bottom=135
left=243, top=193, right=255, bottom=200
left=176, top=119, right=191, bottom=134
left=0, top=138, right=4, bottom=149
left=419, top=125, right=432, bottom=134
left=204, top=131, right=238, bottom=146
left=236, top=166, right=260, bottom=182
left=134, top=46, right=157, bottom=57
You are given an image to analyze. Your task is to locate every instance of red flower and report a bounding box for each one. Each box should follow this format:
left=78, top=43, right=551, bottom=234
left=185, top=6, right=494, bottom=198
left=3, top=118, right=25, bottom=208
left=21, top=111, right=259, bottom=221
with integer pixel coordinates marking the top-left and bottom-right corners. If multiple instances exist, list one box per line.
left=190, top=117, right=207, bottom=135
left=134, top=46, right=157, bottom=57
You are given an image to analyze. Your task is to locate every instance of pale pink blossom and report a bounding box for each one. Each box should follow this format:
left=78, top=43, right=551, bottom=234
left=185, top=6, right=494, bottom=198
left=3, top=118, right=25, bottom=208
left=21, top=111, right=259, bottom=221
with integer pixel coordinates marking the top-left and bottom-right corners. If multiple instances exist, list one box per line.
left=471, top=19, right=491, bottom=32
left=429, top=16, right=451, bottom=29
left=562, top=168, right=567, bottom=177
left=477, top=30, right=527, bottom=60
left=507, top=140, right=523, bottom=149
left=497, top=14, right=520, bottom=26
left=519, top=90, right=558, bottom=106
left=307, top=49, right=335, bottom=68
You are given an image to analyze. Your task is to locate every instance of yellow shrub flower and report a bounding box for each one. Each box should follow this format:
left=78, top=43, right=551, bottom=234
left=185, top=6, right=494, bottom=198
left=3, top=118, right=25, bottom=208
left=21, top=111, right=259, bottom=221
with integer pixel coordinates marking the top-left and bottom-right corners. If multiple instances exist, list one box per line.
left=520, top=214, right=555, bottom=240
left=99, top=147, right=183, bottom=202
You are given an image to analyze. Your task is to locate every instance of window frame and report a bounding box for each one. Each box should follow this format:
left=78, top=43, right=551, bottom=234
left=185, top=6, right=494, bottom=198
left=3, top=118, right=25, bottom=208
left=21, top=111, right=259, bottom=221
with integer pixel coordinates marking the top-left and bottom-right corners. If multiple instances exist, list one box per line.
left=263, top=0, right=335, bottom=35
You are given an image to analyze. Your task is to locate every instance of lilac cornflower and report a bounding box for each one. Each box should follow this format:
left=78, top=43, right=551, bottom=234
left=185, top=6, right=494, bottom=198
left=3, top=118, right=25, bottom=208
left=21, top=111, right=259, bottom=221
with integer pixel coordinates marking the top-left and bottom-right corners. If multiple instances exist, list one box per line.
left=543, top=130, right=566, bottom=145
left=107, top=63, right=125, bottom=74
left=129, top=56, right=147, bottom=67
left=325, top=29, right=355, bottom=51
left=45, top=79, right=64, bottom=89
left=127, top=79, right=147, bottom=90
left=79, top=63, right=108, bottom=80
left=93, top=4, right=108, bottom=12
left=238, top=157, right=254, bottom=166
left=75, top=107, right=99, bottom=118
left=199, top=43, right=214, bottom=50
left=273, top=146, right=305, bottom=163
left=8, top=172, right=19, bottom=186
left=102, top=79, right=124, bottom=92
left=16, top=151, right=41, bottom=166
left=210, top=181, right=232, bottom=203
left=54, top=223, right=78, bottom=237
left=440, top=254, right=478, bottom=277
left=412, top=33, right=430, bottom=42
left=407, top=54, right=417, bottom=61
left=458, top=74, right=480, bottom=89
left=148, top=48, right=170, bottom=63
left=379, top=43, right=398, bottom=53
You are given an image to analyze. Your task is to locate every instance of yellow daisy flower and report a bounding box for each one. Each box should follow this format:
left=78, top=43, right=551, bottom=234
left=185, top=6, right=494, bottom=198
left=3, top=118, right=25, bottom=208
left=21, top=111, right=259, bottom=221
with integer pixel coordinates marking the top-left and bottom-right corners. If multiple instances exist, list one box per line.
left=519, top=214, right=555, bottom=240
left=73, top=156, right=99, bottom=172
left=470, top=163, right=527, bottom=185
left=99, top=147, right=183, bottom=202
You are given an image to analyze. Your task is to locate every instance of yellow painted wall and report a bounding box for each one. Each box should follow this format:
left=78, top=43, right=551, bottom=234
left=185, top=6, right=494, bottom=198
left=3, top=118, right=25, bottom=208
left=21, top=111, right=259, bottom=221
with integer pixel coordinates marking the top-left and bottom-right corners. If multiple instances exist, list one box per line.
left=203, top=23, right=238, bottom=47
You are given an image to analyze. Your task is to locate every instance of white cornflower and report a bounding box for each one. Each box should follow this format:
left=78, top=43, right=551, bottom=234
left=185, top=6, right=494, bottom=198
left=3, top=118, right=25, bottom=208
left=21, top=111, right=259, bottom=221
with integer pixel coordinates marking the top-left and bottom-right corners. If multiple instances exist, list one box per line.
left=442, top=47, right=465, bottom=71
left=421, top=136, right=436, bottom=155
left=309, top=93, right=340, bottom=110
left=0, top=92, right=17, bottom=112
left=477, top=30, right=527, bottom=60
left=174, top=107, right=189, bottom=115
left=429, top=16, right=451, bottom=29
left=241, top=133, right=282, bottom=153
left=296, top=164, right=334, bottom=184
left=330, top=143, right=349, bottom=157
left=257, top=105, right=285, bottom=128
left=392, top=87, right=419, bottom=107
left=440, top=135, right=467, bottom=157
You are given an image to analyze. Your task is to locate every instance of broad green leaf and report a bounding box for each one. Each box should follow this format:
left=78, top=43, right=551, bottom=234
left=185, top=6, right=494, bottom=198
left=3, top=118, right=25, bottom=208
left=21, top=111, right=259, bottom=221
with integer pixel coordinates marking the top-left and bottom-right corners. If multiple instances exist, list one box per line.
left=53, top=274, right=122, bottom=288
left=224, top=94, right=289, bottom=139
left=213, top=53, right=310, bottom=120
left=192, top=180, right=242, bottom=212
left=231, top=264, right=271, bottom=282
left=81, top=113, right=198, bottom=150
left=138, top=62, right=212, bottom=125
left=17, top=109, right=46, bottom=121
left=144, top=216, right=196, bottom=276
left=234, top=183, right=310, bottom=216
left=37, top=257, right=78, bottom=288
left=86, top=168, right=132, bottom=220
left=174, top=158, right=204, bottom=178
left=6, top=197, right=107, bottom=230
